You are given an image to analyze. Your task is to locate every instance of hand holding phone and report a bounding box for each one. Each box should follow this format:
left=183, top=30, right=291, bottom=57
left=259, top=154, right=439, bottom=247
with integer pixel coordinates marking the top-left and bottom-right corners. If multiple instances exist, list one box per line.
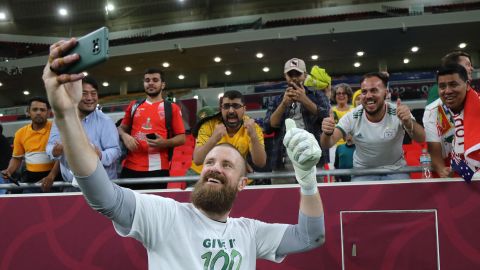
left=1, top=174, right=20, bottom=186
left=55, top=27, right=109, bottom=74
left=146, top=133, right=157, bottom=140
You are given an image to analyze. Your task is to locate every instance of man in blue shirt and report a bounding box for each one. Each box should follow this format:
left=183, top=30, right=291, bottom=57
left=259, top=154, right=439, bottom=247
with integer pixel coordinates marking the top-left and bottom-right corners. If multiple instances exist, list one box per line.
left=46, top=76, right=121, bottom=191
left=264, top=58, right=331, bottom=184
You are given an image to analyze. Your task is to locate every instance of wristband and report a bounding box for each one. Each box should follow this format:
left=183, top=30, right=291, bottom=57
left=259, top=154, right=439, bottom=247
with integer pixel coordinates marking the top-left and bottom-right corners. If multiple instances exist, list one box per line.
left=324, top=131, right=333, bottom=136
left=301, top=186, right=318, bottom=195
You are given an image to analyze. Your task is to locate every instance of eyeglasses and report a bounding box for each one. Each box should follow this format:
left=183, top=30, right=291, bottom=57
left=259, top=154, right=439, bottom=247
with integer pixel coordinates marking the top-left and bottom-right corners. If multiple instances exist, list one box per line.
left=221, top=103, right=244, bottom=110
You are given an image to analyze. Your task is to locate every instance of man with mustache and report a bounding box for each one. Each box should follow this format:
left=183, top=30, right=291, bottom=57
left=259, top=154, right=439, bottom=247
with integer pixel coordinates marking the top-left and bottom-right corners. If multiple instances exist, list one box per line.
left=321, top=72, right=425, bottom=181
left=264, top=58, right=331, bottom=184
left=435, top=64, right=480, bottom=181
left=118, top=68, right=185, bottom=189
left=46, top=76, right=121, bottom=191
left=43, top=38, right=326, bottom=269
left=190, top=90, right=266, bottom=175
left=1, top=97, right=61, bottom=193
left=423, top=51, right=475, bottom=178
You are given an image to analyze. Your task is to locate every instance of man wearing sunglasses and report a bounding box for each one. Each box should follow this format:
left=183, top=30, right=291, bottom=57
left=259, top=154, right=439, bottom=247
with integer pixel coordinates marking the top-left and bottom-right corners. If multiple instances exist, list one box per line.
left=191, top=90, right=266, bottom=175
left=264, top=58, right=331, bottom=184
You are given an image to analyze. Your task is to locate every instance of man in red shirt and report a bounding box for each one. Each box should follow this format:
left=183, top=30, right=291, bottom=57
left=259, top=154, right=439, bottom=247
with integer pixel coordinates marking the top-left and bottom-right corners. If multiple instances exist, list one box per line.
left=118, top=68, right=185, bottom=189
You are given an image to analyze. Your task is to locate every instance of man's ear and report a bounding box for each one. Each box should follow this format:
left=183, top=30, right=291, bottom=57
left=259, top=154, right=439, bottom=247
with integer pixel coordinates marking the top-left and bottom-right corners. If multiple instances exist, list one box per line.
left=161, top=82, right=166, bottom=90
left=237, top=177, right=248, bottom=191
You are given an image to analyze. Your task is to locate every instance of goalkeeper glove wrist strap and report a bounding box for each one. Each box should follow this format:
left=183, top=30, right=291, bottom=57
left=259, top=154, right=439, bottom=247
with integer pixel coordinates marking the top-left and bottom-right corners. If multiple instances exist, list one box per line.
left=301, top=186, right=318, bottom=196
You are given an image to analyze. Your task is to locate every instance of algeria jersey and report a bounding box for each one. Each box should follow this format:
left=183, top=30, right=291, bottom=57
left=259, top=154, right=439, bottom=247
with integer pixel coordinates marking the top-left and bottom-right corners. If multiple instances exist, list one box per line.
left=114, top=192, right=289, bottom=269
left=337, top=102, right=408, bottom=169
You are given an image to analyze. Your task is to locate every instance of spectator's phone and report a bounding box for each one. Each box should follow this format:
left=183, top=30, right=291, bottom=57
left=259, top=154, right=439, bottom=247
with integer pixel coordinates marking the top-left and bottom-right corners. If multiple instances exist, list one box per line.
left=3, top=175, right=19, bottom=186
left=57, top=27, right=109, bottom=74
left=146, top=133, right=157, bottom=140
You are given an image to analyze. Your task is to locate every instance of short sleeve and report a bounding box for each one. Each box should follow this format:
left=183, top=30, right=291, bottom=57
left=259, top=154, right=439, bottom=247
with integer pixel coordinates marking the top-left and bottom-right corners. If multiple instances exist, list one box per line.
left=196, top=121, right=214, bottom=146
left=120, top=101, right=136, bottom=128
left=171, top=103, right=185, bottom=135
left=337, top=110, right=354, bottom=137
left=114, top=192, right=177, bottom=249
left=254, top=123, right=265, bottom=146
left=12, top=128, right=25, bottom=158
left=423, top=107, right=441, bottom=143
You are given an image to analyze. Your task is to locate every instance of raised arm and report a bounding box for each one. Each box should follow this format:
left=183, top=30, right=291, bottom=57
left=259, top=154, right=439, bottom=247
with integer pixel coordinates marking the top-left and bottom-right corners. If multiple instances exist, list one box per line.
left=42, top=38, right=135, bottom=230
left=320, top=110, right=343, bottom=149
left=276, top=119, right=325, bottom=256
left=396, top=99, right=425, bottom=143
left=245, top=118, right=266, bottom=168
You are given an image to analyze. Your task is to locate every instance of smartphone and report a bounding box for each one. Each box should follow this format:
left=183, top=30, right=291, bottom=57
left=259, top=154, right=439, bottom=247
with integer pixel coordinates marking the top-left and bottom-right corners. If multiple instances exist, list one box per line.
left=2, top=174, right=19, bottom=186
left=146, top=133, right=157, bottom=140
left=57, top=27, right=109, bottom=74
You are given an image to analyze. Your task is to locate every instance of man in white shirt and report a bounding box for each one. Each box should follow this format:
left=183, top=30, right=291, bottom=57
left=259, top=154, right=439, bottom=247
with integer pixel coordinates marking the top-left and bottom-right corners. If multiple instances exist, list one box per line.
left=42, top=38, right=326, bottom=269
left=320, top=72, right=425, bottom=181
left=435, top=64, right=480, bottom=181
left=422, top=51, right=475, bottom=178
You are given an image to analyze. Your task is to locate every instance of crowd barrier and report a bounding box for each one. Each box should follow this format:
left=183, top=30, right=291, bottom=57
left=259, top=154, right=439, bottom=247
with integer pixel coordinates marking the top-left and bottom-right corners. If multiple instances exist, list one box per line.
left=0, top=178, right=478, bottom=269
left=0, top=166, right=424, bottom=191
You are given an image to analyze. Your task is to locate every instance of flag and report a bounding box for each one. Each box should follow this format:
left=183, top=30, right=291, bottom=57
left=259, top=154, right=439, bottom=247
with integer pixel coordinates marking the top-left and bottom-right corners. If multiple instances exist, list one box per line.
left=463, top=89, right=480, bottom=169
left=451, top=157, right=475, bottom=182
left=436, top=104, right=453, bottom=136
left=304, top=65, right=331, bottom=90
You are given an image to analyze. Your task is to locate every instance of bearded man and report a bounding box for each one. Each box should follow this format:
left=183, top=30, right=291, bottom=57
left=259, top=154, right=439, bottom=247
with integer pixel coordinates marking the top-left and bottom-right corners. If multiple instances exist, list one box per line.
left=117, top=68, right=185, bottom=189
left=42, top=37, right=326, bottom=269
left=190, top=90, right=266, bottom=175
left=320, top=72, right=425, bottom=181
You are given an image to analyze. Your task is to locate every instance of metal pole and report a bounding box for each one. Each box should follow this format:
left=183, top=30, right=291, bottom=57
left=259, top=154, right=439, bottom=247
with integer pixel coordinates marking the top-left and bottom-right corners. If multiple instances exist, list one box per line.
left=0, top=166, right=425, bottom=190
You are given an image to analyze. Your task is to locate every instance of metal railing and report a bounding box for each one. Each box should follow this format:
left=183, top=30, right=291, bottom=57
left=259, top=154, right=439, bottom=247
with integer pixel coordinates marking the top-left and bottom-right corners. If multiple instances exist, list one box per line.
left=0, top=166, right=425, bottom=191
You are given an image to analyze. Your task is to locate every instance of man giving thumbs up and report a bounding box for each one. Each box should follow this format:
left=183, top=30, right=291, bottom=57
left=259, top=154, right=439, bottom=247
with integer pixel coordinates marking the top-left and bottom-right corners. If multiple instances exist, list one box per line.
left=320, top=72, right=425, bottom=181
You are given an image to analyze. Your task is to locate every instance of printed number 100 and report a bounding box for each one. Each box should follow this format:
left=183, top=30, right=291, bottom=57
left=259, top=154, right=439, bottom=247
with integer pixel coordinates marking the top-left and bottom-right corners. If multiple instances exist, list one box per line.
left=201, top=249, right=242, bottom=270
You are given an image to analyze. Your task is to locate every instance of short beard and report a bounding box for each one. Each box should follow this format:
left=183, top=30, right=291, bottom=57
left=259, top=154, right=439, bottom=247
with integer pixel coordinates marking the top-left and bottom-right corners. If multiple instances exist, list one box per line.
left=191, top=172, right=238, bottom=216
left=145, top=89, right=161, bottom=98
left=223, top=114, right=242, bottom=130
left=32, top=117, right=47, bottom=126
left=364, top=100, right=384, bottom=116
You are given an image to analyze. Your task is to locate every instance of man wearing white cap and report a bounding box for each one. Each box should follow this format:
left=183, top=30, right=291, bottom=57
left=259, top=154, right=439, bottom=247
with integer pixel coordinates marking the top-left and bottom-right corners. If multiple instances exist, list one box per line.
left=264, top=58, right=331, bottom=184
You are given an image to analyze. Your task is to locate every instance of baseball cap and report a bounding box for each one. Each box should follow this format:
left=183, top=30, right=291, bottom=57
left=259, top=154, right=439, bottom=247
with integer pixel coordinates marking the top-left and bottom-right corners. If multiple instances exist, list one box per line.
left=284, top=58, right=307, bottom=73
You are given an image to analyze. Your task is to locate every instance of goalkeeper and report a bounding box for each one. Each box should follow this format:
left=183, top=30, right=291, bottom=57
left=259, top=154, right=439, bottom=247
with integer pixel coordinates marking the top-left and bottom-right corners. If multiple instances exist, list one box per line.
left=42, top=38, right=325, bottom=269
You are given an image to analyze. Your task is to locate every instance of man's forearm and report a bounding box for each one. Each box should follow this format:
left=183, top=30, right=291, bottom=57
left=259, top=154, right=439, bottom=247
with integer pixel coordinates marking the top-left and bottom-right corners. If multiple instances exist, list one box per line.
left=166, top=134, right=186, bottom=148
left=269, top=105, right=286, bottom=128
left=117, top=125, right=130, bottom=139
left=428, top=142, right=447, bottom=173
left=249, top=138, right=266, bottom=168
left=411, top=121, right=426, bottom=142
left=5, top=157, right=22, bottom=175
left=55, top=112, right=98, bottom=177
left=47, top=160, right=60, bottom=178
left=300, top=97, right=318, bottom=116
left=320, top=133, right=335, bottom=149
left=300, top=191, right=323, bottom=217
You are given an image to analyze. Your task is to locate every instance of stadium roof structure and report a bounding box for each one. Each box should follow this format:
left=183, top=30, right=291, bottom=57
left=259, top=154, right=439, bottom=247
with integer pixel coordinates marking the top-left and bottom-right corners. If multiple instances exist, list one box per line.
left=0, top=0, right=479, bottom=107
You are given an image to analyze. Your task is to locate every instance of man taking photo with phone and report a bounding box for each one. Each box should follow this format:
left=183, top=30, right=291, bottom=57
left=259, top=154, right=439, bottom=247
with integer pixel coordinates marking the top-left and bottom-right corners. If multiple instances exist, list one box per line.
left=264, top=58, right=331, bottom=184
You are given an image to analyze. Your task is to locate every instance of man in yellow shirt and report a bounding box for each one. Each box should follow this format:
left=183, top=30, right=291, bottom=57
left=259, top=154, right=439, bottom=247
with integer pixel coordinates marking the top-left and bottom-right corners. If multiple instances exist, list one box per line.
left=191, top=90, right=266, bottom=175
left=1, top=97, right=60, bottom=193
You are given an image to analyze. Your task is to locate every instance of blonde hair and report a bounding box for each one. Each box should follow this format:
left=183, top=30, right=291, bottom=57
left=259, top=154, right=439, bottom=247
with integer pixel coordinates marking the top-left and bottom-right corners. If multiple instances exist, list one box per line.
left=352, top=89, right=362, bottom=107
